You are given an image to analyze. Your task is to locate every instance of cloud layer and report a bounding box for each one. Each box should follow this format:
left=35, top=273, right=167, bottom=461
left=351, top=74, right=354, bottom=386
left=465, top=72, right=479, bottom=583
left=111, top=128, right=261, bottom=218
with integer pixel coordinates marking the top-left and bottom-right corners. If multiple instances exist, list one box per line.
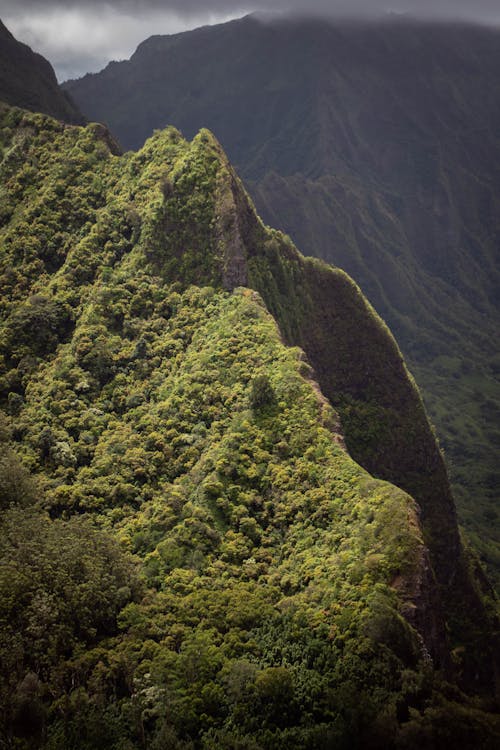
left=3, top=1, right=500, bottom=80
left=3, top=1, right=500, bottom=20
left=2, top=3, right=241, bottom=80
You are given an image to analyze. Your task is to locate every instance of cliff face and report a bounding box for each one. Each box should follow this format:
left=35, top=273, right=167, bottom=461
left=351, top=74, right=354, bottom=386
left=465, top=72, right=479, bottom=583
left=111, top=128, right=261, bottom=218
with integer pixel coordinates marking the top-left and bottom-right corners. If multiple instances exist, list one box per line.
left=0, top=106, right=498, bottom=747
left=0, top=19, right=83, bottom=123
left=213, top=154, right=498, bottom=686
left=65, top=14, right=500, bottom=585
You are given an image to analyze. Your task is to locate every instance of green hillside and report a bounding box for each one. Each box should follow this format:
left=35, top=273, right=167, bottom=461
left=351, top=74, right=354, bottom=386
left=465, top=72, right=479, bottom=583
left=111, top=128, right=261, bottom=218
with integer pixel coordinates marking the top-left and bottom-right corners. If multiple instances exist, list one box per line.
left=64, top=15, right=500, bottom=586
left=0, top=105, right=498, bottom=748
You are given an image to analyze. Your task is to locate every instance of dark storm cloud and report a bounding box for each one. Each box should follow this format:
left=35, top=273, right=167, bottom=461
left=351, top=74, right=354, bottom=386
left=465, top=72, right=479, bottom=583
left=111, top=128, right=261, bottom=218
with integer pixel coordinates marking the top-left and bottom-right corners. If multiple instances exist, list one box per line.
left=3, top=2, right=500, bottom=81
left=3, top=2, right=500, bottom=20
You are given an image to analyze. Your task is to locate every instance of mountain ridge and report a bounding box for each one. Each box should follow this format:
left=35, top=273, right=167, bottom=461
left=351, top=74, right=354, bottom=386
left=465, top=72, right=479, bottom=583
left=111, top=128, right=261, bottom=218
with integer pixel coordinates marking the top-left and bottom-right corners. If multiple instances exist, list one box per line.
left=0, top=103, right=498, bottom=746
left=64, top=13, right=500, bottom=585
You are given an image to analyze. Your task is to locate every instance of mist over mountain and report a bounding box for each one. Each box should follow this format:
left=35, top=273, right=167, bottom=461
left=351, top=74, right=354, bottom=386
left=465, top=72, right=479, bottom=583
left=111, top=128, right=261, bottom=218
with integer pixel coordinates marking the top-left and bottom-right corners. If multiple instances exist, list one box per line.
left=65, top=13, right=500, bottom=584
left=2, top=2, right=499, bottom=79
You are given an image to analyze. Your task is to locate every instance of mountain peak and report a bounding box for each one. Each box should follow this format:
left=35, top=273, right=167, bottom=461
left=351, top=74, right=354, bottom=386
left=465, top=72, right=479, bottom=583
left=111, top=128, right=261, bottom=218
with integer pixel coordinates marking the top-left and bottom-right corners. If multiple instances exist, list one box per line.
left=64, top=14, right=500, bottom=595
left=0, top=19, right=14, bottom=40
left=0, top=18, right=83, bottom=124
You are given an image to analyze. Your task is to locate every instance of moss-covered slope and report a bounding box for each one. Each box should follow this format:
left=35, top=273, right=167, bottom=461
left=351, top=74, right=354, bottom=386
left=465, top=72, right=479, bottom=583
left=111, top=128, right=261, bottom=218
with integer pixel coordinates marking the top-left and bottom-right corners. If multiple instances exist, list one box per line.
left=0, top=106, right=498, bottom=748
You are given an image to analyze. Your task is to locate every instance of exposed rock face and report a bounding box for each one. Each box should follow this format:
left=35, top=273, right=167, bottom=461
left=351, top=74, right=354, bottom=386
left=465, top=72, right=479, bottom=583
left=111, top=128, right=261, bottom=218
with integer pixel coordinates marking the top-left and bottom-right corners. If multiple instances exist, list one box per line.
left=0, top=19, right=83, bottom=123
left=394, top=543, right=449, bottom=672
left=215, top=162, right=249, bottom=289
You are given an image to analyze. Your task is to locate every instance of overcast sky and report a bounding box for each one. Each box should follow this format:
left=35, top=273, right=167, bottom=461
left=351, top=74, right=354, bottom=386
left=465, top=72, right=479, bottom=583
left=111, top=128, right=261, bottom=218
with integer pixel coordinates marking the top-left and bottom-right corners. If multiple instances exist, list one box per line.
left=3, top=1, right=500, bottom=81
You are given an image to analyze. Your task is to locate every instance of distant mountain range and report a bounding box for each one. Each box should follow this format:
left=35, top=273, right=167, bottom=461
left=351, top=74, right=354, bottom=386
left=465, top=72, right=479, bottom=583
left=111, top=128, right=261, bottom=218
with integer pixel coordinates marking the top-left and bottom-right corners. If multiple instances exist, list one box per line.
left=0, top=19, right=83, bottom=124
left=65, top=14, right=500, bottom=584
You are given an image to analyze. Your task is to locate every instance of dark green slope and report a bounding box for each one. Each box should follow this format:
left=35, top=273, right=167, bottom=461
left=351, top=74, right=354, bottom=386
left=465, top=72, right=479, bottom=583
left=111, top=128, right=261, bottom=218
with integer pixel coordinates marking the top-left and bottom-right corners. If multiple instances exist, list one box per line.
left=0, top=105, right=498, bottom=747
left=65, top=14, right=500, bottom=585
left=212, top=154, right=497, bottom=684
left=0, top=19, right=83, bottom=124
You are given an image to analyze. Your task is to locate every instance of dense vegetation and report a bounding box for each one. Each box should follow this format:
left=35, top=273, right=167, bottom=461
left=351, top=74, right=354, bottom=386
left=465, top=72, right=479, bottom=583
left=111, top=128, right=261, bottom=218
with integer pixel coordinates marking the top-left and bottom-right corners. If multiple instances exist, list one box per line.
left=0, top=105, right=498, bottom=747
left=65, top=14, right=500, bottom=586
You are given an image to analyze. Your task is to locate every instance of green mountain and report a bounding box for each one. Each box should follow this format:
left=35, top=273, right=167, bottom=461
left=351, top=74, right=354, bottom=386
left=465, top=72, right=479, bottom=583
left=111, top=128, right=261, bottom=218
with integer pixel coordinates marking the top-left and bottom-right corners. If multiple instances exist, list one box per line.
left=0, top=103, right=498, bottom=748
left=0, top=20, right=83, bottom=124
left=64, top=14, right=500, bottom=586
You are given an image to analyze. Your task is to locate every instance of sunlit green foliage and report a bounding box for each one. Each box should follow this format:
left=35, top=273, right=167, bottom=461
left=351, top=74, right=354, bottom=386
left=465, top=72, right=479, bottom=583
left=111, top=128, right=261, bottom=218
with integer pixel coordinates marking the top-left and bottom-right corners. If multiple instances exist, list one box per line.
left=0, top=105, right=498, bottom=748
left=64, top=14, right=500, bottom=587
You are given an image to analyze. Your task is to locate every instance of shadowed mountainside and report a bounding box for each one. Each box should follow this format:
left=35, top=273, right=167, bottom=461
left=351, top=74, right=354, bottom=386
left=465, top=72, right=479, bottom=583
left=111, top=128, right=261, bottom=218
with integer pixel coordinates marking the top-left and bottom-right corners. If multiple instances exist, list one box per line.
left=0, top=19, right=83, bottom=124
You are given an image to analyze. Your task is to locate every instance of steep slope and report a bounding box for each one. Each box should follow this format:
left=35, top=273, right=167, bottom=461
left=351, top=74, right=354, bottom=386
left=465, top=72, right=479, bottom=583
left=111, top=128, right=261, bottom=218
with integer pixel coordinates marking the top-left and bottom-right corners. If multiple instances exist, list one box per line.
left=65, top=14, right=500, bottom=585
left=0, top=19, right=83, bottom=123
left=0, top=105, right=498, bottom=747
